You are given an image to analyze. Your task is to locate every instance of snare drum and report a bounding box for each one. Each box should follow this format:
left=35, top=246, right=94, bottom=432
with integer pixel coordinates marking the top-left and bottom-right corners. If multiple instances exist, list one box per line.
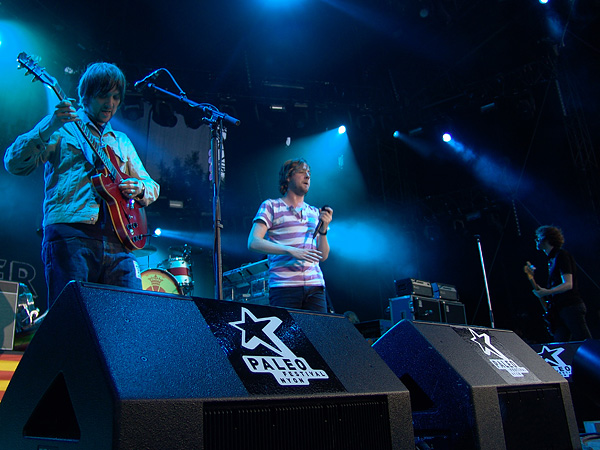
left=141, top=269, right=182, bottom=295
left=159, top=257, right=193, bottom=293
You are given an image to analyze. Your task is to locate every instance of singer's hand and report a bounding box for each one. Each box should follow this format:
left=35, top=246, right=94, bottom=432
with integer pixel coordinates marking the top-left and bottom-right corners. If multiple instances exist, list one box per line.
left=288, top=247, right=322, bottom=263
left=319, top=206, right=333, bottom=230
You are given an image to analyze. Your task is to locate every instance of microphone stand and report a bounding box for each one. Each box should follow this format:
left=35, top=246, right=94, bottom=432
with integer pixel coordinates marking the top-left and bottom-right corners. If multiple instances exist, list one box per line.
left=142, top=83, right=240, bottom=300
left=475, top=235, right=495, bottom=328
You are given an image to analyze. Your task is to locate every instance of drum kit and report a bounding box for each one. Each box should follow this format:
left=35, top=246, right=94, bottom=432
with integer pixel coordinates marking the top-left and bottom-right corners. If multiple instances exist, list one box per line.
left=136, top=244, right=196, bottom=296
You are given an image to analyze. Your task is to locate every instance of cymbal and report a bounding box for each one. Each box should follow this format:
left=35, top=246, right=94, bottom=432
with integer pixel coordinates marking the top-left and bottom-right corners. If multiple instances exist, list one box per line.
left=133, top=244, right=158, bottom=257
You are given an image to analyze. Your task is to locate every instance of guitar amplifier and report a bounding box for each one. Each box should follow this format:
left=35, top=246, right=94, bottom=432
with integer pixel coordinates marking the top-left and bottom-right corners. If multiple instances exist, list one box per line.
left=432, top=282, right=459, bottom=301
left=389, top=296, right=442, bottom=325
left=394, top=278, right=433, bottom=298
left=440, top=300, right=467, bottom=324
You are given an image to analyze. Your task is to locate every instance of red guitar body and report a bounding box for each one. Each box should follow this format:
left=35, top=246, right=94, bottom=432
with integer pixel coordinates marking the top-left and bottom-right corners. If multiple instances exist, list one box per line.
left=91, top=146, right=148, bottom=251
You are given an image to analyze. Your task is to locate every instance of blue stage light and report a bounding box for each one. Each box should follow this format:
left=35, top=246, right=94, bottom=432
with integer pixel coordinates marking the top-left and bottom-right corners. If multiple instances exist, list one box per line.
left=338, top=125, right=346, bottom=134
left=442, top=133, right=452, bottom=142
left=153, top=228, right=162, bottom=237
left=393, top=130, right=400, bottom=139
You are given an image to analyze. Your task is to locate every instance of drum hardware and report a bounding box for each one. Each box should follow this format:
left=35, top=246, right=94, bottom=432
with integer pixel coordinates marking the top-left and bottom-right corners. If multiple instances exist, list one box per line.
left=132, top=244, right=158, bottom=258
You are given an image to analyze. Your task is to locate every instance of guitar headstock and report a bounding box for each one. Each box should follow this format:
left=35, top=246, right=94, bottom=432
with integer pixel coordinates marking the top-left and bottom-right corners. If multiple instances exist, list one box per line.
left=523, top=261, right=536, bottom=279
left=17, top=52, right=58, bottom=90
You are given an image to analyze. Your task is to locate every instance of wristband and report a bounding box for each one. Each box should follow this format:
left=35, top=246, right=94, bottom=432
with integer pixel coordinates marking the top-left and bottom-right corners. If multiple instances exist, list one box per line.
left=318, top=229, right=328, bottom=236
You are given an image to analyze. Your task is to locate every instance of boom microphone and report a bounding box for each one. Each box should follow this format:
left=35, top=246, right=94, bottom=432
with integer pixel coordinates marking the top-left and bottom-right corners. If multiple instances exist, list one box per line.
left=133, top=69, right=161, bottom=91
left=313, top=205, right=330, bottom=239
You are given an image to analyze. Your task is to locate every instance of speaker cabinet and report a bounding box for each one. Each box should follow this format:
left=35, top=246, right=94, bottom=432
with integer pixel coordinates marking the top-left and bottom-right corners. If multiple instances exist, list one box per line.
left=373, top=320, right=581, bottom=450
left=0, top=282, right=414, bottom=450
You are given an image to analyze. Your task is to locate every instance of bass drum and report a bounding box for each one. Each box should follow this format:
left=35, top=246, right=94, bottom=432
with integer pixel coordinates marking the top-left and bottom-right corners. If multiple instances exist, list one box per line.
left=141, top=269, right=183, bottom=295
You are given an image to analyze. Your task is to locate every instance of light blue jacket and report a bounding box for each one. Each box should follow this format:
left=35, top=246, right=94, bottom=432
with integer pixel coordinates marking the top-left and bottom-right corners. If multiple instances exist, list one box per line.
left=4, top=109, right=159, bottom=227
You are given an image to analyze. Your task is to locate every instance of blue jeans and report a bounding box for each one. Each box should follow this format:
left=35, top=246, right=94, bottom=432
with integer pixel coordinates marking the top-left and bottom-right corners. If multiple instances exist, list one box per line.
left=268, top=286, right=327, bottom=312
left=42, top=236, right=141, bottom=310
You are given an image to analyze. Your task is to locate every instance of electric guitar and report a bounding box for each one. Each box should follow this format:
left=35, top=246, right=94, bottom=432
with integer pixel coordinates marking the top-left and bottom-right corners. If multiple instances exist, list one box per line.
left=17, top=52, right=147, bottom=251
left=523, top=261, right=557, bottom=335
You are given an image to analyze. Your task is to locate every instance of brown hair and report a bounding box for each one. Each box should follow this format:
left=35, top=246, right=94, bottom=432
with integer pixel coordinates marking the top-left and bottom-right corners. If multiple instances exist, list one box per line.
left=278, top=158, right=309, bottom=195
left=535, top=225, right=565, bottom=248
left=78, top=62, right=126, bottom=108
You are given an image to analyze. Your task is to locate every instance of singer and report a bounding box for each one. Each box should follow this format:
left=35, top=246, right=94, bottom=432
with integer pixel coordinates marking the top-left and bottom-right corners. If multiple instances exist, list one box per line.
left=248, top=158, right=333, bottom=312
left=4, top=61, right=160, bottom=311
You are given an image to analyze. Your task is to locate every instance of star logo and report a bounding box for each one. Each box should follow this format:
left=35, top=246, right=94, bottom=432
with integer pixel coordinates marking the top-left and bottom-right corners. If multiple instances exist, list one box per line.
left=537, top=345, right=565, bottom=366
left=469, top=329, right=506, bottom=359
left=468, top=328, right=529, bottom=378
left=537, top=345, right=571, bottom=378
left=228, top=307, right=330, bottom=386
left=228, top=307, right=289, bottom=356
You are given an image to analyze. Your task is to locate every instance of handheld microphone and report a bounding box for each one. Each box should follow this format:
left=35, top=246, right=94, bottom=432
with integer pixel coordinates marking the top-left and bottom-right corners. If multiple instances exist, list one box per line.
left=313, top=205, right=330, bottom=239
left=133, top=69, right=161, bottom=91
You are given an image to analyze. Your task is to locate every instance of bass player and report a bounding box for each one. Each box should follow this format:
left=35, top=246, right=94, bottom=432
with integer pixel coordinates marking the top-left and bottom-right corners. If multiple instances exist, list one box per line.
left=525, top=225, right=591, bottom=342
left=4, top=61, right=159, bottom=311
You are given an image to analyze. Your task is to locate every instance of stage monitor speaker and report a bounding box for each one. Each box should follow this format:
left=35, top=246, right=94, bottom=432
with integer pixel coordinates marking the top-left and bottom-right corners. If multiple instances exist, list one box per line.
left=530, top=340, right=600, bottom=428
left=0, top=282, right=414, bottom=450
left=373, top=320, right=581, bottom=450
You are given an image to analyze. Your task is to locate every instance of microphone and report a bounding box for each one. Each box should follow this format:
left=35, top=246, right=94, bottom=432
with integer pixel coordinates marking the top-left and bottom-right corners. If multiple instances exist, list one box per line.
left=133, top=69, right=161, bottom=91
left=313, top=205, right=330, bottom=239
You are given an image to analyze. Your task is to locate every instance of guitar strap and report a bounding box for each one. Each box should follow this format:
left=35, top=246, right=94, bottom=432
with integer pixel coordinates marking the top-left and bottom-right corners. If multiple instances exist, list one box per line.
left=71, top=110, right=99, bottom=167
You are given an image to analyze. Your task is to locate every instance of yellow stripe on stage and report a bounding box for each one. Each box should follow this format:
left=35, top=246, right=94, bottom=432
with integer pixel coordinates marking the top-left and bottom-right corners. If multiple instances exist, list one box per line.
left=0, top=380, right=10, bottom=391
left=0, top=360, right=19, bottom=372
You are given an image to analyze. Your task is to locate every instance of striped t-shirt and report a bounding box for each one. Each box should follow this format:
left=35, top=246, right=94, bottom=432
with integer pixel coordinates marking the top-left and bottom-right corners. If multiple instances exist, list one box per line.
left=253, top=198, right=325, bottom=288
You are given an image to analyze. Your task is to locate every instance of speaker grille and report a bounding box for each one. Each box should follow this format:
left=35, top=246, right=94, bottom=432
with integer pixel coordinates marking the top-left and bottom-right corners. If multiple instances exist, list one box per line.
left=204, top=396, right=393, bottom=450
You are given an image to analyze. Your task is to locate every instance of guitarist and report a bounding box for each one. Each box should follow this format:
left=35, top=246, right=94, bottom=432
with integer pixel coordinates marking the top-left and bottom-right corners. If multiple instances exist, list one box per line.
left=4, top=62, right=159, bottom=311
left=531, top=225, right=591, bottom=342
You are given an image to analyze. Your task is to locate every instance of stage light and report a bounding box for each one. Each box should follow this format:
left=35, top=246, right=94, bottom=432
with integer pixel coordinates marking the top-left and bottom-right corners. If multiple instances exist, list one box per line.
left=152, top=100, right=177, bottom=127
left=539, top=0, right=549, bottom=4
left=169, top=200, right=184, bottom=209
left=183, top=107, right=203, bottom=129
left=338, top=125, right=346, bottom=134
left=153, top=228, right=162, bottom=237
left=393, top=130, right=400, bottom=139
left=442, top=133, right=452, bottom=142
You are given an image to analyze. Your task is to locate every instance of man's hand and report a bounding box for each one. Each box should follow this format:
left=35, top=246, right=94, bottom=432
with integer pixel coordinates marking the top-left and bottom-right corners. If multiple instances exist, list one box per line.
left=288, top=247, right=322, bottom=263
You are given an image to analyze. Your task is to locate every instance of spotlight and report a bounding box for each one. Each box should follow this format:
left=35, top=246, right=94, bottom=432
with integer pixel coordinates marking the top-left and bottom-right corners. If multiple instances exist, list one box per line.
left=153, top=228, right=162, bottom=237
left=539, top=0, right=549, bottom=4
left=152, top=100, right=177, bottom=127
left=338, top=125, right=346, bottom=134
left=393, top=130, right=401, bottom=139
left=442, top=133, right=452, bottom=142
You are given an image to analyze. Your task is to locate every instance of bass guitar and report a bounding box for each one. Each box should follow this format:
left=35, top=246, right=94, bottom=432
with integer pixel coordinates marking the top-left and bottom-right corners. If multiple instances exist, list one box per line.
left=523, top=261, right=557, bottom=335
left=16, top=52, right=147, bottom=251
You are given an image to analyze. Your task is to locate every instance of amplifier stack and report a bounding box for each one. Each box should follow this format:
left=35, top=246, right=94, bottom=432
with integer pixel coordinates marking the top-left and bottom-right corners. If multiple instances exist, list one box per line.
left=390, top=278, right=466, bottom=325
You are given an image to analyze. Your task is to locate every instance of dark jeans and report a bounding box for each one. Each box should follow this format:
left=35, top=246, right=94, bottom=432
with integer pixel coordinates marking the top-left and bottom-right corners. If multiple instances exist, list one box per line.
left=42, top=236, right=141, bottom=310
left=553, top=302, right=592, bottom=342
left=268, top=286, right=327, bottom=313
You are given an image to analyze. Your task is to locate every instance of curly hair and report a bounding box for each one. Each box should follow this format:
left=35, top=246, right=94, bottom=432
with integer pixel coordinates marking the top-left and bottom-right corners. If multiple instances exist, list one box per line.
left=278, top=158, right=309, bottom=195
left=535, top=225, right=565, bottom=248
left=78, top=62, right=126, bottom=108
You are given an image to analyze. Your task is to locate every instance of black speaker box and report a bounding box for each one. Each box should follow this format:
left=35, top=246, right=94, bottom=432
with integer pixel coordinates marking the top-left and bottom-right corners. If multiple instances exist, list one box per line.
left=0, top=282, right=414, bottom=450
left=373, top=320, right=581, bottom=450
